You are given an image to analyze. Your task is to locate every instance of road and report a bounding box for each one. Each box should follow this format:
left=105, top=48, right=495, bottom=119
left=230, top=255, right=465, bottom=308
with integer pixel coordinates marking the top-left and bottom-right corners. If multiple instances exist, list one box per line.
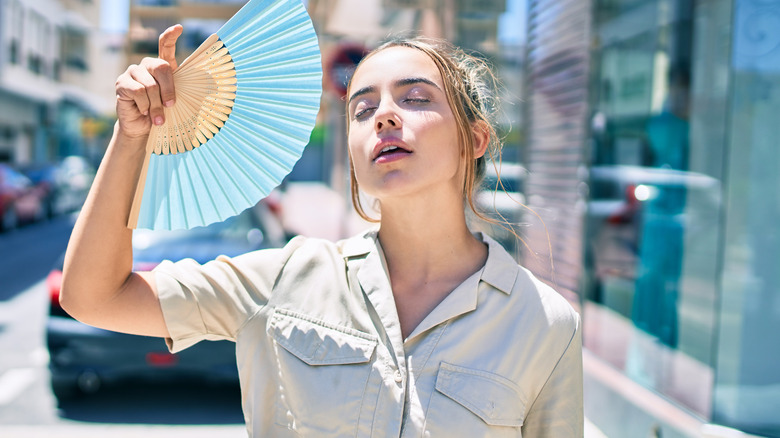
left=0, top=217, right=246, bottom=437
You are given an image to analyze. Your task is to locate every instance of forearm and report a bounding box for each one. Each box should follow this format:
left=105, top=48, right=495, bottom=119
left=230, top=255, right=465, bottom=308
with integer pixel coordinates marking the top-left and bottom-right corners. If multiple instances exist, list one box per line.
left=60, top=123, right=148, bottom=320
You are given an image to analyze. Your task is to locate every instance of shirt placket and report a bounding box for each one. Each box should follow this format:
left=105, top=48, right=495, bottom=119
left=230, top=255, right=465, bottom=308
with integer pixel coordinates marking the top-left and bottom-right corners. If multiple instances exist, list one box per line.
left=350, top=251, right=408, bottom=437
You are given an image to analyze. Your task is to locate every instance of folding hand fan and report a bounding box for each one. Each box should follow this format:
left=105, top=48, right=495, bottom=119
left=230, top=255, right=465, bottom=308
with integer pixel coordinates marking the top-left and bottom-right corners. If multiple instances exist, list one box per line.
left=128, top=0, right=322, bottom=230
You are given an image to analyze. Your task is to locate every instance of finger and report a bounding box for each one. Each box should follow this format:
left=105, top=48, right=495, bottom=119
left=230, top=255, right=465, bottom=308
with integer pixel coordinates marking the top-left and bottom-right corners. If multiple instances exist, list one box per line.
left=158, top=24, right=183, bottom=71
left=130, top=66, right=165, bottom=126
left=147, top=59, right=176, bottom=108
left=116, top=66, right=151, bottom=116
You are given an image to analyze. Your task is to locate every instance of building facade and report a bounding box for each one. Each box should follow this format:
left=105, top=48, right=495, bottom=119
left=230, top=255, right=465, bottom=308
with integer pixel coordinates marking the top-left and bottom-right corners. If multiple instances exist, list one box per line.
left=127, top=0, right=245, bottom=64
left=523, top=0, right=780, bottom=436
left=0, top=0, right=117, bottom=166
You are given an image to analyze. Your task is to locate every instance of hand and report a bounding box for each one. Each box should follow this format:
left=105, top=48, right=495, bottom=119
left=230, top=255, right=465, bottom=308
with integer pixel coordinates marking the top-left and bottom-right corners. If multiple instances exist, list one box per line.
left=115, top=24, right=183, bottom=140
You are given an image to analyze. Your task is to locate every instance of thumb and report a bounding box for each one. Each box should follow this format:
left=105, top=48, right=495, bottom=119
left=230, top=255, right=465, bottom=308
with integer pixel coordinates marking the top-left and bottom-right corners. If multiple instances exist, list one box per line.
left=158, top=24, right=183, bottom=70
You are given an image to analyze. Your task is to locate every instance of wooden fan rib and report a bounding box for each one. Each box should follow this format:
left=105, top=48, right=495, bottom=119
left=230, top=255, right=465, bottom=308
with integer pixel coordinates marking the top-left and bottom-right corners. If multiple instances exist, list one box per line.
left=175, top=69, right=214, bottom=83
left=208, top=96, right=235, bottom=108
left=170, top=99, right=199, bottom=151
left=164, top=108, right=184, bottom=154
left=173, top=92, right=206, bottom=143
left=195, top=114, right=219, bottom=137
left=208, top=62, right=235, bottom=74
left=176, top=36, right=223, bottom=74
left=181, top=40, right=224, bottom=69
left=201, top=54, right=233, bottom=71
left=199, top=107, right=225, bottom=128
left=170, top=111, right=189, bottom=154
left=212, top=70, right=236, bottom=80
left=156, top=95, right=198, bottom=155
left=172, top=94, right=209, bottom=148
left=215, top=91, right=237, bottom=100
left=202, top=104, right=231, bottom=122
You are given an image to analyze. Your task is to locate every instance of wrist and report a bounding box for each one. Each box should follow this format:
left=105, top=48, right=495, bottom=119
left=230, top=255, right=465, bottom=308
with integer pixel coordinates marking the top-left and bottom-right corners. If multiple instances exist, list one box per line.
left=114, top=122, right=149, bottom=147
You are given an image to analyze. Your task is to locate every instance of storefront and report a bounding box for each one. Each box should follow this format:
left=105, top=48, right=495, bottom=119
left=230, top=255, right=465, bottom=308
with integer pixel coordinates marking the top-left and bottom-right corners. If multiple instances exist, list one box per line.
left=523, top=0, right=780, bottom=436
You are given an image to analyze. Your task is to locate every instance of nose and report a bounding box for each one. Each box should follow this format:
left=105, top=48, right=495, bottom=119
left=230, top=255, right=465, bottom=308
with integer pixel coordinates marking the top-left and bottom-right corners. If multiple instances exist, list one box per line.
left=374, top=102, right=401, bottom=132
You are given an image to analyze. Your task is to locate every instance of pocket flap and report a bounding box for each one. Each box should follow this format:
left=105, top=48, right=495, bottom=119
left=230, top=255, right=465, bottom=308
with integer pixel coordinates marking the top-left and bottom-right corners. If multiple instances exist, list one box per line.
left=435, top=362, right=526, bottom=427
left=269, top=308, right=378, bottom=366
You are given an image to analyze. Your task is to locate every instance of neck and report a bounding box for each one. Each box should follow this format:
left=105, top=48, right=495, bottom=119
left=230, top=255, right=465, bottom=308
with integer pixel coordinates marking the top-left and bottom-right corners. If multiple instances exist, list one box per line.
left=377, top=190, right=485, bottom=281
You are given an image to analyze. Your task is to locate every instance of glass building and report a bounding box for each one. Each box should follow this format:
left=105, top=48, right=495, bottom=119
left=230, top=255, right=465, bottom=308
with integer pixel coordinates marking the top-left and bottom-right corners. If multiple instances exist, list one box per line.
left=522, top=0, right=780, bottom=436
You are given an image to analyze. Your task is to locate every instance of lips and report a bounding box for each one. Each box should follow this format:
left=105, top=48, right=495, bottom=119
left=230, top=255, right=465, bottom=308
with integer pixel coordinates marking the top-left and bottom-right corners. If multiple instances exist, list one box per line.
left=372, top=138, right=412, bottom=162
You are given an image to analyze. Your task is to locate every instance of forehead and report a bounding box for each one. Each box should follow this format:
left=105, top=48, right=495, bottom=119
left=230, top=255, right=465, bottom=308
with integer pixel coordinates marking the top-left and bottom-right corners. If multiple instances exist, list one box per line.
left=350, top=46, right=443, bottom=89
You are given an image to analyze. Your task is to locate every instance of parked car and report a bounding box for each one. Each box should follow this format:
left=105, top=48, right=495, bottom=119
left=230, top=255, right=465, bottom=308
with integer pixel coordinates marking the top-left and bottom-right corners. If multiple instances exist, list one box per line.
left=475, top=161, right=528, bottom=253
left=47, top=199, right=289, bottom=398
left=0, top=163, right=50, bottom=231
left=19, top=163, right=59, bottom=219
left=583, top=165, right=721, bottom=316
left=21, top=156, right=96, bottom=217
left=51, top=155, right=95, bottom=214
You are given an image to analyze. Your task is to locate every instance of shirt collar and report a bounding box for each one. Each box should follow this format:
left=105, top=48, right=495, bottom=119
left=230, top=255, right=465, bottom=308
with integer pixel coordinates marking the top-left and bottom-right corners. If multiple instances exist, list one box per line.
left=477, top=232, right=520, bottom=295
left=339, top=228, right=379, bottom=258
left=340, top=229, right=519, bottom=295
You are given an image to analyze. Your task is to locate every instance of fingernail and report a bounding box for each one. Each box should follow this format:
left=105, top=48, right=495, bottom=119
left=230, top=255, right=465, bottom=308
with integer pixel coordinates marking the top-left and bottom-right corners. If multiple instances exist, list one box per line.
left=154, top=116, right=164, bottom=125
left=164, top=100, right=175, bottom=107
left=142, top=110, right=149, bottom=116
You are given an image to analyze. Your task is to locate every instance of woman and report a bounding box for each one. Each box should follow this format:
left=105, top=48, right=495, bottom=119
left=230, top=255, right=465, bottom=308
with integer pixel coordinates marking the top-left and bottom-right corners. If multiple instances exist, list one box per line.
left=61, top=24, right=583, bottom=437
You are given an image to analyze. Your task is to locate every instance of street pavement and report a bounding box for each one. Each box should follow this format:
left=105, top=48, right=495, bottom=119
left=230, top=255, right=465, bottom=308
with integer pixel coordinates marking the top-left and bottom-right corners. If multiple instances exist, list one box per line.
left=0, top=420, right=608, bottom=437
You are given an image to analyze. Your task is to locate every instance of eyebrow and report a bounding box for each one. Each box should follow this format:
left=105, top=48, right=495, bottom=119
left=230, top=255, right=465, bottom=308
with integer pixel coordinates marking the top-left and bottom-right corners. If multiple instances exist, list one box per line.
left=347, top=77, right=442, bottom=104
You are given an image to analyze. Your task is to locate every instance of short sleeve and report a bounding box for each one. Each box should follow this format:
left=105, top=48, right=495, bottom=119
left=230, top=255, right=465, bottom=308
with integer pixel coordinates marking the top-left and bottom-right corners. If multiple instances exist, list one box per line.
left=154, top=236, right=306, bottom=353
left=521, top=313, right=584, bottom=437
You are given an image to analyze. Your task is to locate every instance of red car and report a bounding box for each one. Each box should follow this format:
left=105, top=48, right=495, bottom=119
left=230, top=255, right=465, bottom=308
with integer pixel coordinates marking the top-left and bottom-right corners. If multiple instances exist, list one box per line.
left=0, top=163, right=49, bottom=231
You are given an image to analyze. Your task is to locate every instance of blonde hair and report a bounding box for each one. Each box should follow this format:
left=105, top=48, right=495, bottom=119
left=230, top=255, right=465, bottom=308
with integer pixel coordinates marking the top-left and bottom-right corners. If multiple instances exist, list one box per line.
left=346, top=37, right=503, bottom=222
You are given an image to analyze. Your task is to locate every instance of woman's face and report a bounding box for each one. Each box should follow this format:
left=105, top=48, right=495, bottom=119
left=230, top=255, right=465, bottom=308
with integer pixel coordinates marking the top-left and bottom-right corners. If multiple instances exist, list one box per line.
left=347, top=46, right=462, bottom=203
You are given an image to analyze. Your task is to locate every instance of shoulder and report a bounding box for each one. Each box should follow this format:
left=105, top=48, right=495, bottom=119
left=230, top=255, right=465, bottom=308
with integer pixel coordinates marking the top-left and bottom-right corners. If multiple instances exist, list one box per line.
left=480, top=234, right=579, bottom=342
left=278, top=228, right=377, bottom=263
left=514, top=265, right=580, bottom=339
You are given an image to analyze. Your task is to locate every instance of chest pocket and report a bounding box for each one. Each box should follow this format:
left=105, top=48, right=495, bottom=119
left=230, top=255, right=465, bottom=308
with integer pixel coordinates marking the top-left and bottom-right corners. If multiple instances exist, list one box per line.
left=425, top=362, right=526, bottom=437
left=268, top=308, right=378, bottom=436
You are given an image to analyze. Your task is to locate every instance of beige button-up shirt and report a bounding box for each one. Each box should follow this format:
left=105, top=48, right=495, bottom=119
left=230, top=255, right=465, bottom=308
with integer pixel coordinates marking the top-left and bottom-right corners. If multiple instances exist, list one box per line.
left=155, top=230, right=583, bottom=437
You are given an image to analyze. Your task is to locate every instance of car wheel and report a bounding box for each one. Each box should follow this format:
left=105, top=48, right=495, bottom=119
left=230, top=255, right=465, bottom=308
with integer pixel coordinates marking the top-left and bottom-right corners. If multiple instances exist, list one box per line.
left=1, top=206, right=17, bottom=231
left=51, top=377, right=80, bottom=400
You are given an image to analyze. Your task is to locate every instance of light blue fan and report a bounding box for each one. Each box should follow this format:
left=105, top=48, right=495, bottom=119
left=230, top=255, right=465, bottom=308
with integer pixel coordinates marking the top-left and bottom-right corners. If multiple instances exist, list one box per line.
left=128, top=0, right=322, bottom=230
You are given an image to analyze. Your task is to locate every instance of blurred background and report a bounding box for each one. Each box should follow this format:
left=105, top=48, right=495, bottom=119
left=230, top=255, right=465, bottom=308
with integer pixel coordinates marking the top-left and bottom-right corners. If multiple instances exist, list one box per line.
left=0, top=0, right=778, bottom=437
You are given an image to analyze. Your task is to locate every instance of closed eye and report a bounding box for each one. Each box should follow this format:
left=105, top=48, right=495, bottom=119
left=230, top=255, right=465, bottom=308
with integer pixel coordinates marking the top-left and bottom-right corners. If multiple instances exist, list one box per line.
left=403, top=98, right=430, bottom=104
left=354, top=106, right=376, bottom=120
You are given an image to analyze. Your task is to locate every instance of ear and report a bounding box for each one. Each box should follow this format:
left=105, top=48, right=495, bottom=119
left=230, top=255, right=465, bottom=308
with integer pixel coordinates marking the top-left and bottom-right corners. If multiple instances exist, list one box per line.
left=470, top=120, right=490, bottom=159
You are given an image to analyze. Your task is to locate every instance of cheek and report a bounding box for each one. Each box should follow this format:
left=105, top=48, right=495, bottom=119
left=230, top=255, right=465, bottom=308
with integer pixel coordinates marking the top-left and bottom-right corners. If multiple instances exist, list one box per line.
left=347, top=134, right=369, bottom=180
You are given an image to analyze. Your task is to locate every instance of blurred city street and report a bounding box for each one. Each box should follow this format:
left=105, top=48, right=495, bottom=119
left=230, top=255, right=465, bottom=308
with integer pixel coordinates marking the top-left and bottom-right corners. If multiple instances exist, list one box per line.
left=2, top=0, right=780, bottom=436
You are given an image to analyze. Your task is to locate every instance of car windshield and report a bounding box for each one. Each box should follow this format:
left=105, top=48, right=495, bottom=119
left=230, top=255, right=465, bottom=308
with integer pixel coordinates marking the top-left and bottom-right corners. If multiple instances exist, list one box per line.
left=132, top=209, right=261, bottom=249
left=483, top=176, right=520, bottom=193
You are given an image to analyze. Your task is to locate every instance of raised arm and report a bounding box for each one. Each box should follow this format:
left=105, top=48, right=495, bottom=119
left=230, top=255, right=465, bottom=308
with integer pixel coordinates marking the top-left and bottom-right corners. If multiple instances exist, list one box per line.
left=59, top=25, right=183, bottom=338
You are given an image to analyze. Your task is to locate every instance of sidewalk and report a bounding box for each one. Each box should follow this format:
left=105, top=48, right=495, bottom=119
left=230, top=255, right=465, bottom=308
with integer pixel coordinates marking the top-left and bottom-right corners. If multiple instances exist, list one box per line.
left=0, top=424, right=247, bottom=438
left=1, top=420, right=608, bottom=437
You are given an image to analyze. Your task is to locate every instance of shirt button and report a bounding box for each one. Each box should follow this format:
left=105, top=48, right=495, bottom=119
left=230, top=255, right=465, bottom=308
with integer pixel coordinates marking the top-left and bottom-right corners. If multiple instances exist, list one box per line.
left=394, top=370, right=403, bottom=383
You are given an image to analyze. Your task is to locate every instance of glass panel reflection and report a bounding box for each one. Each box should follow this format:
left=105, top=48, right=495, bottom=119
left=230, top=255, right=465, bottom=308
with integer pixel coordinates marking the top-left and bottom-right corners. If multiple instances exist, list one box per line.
left=584, top=0, right=720, bottom=420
